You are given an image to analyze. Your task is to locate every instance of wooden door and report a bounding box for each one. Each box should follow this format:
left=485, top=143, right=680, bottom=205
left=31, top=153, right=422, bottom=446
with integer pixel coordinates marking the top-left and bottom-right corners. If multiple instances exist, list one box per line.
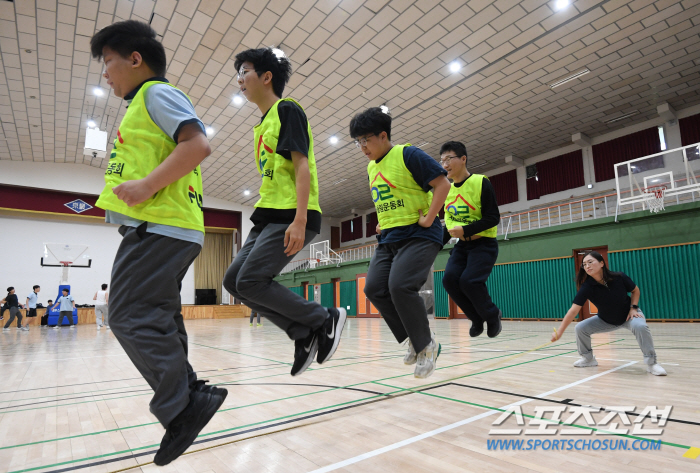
left=573, top=245, right=609, bottom=320
left=448, top=297, right=468, bottom=319
left=356, top=273, right=380, bottom=318
left=332, top=278, right=340, bottom=307
left=330, top=226, right=340, bottom=250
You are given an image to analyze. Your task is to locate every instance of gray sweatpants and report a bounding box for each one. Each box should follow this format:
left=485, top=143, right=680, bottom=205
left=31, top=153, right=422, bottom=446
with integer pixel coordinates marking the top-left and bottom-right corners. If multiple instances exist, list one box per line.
left=575, top=312, right=658, bottom=365
left=223, top=223, right=328, bottom=341
left=3, top=307, right=22, bottom=328
left=95, top=305, right=108, bottom=327
left=364, top=238, right=442, bottom=354
left=109, top=224, right=201, bottom=428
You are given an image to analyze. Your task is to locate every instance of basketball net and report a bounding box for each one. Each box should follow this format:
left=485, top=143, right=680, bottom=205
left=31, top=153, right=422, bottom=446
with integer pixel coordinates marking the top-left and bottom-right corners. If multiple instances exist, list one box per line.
left=59, top=261, right=73, bottom=284
left=643, top=186, right=666, bottom=213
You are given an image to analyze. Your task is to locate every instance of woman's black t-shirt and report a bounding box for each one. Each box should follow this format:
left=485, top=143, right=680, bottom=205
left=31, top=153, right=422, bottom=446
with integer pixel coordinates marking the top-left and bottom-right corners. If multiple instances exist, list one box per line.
left=573, top=272, right=637, bottom=326
left=5, top=294, right=19, bottom=308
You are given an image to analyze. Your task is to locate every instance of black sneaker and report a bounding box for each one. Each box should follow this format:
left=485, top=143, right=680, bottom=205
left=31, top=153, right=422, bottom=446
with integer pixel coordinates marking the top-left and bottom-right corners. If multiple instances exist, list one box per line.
left=291, top=331, right=318, bottom=376
left=486, top=310, right=502, bottom=338
left=317, top=307, right=347, bottom=364
left=153, top=390, right=225, bottom=466
left=192, top=379, right=228, bottom=402
left=469, top=316, right=484, bottom=337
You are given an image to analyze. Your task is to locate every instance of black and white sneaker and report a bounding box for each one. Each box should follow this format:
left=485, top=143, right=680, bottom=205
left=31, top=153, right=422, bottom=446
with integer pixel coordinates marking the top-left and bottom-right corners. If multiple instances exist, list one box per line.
left=192, top=379, right=228, bottom=402
left=317, top=308, right=347, bottom=364
left=291, top=331, right=318, bottom=376
left=486, top=310, right=502, bottom=338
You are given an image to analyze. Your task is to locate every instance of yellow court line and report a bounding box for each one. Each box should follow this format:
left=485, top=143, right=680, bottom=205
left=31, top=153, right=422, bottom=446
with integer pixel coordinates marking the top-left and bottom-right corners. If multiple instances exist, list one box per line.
left=683, top=447, right=700, bottom=459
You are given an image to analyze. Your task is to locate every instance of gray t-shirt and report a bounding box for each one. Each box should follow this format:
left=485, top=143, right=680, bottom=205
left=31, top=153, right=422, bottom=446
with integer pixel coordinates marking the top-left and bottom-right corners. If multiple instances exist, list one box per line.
left=105, top=81, right=206, bottom=246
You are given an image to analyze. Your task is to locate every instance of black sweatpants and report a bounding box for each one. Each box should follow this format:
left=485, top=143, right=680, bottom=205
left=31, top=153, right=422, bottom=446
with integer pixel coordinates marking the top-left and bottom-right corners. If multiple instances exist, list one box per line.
left=109, top=223, right=202, bottom=428
left=364, top=238, right=442, bottom=354
left=442, top=238, right=500, bottom=324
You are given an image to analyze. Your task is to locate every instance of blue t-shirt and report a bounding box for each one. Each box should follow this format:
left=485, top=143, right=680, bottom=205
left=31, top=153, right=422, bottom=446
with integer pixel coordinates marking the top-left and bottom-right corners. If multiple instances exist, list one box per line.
left=57, top=295, right=74, bottom=312
left=375, top=146, right=447, bottom=245
left=26, top=292, right=38, bottom=308
left=105, top=78, right=206, bottom=246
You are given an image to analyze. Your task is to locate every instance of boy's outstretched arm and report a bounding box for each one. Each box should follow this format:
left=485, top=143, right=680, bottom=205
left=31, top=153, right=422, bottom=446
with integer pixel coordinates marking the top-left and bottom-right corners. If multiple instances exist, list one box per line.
left=113, top=123, right=211, bottom=207
left=285, top=151, right=310, bottom=256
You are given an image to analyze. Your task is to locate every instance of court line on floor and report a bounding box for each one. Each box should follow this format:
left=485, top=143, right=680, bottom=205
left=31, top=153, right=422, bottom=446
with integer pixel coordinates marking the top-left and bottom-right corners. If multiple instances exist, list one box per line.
left=2, top=338, right=617, bottom=470
left=305, top=362, right=642, bottom=473
left=0, top=334, right=538, bottom=407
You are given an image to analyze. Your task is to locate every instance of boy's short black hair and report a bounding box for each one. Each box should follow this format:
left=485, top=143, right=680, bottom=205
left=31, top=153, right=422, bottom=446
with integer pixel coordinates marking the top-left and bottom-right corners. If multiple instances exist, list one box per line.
left=33, top=285, right=40, bottom=290
left=90, top=20, right=167, bottom=76
left=62, top=289, right=69, bottom=294
left=349, top=107, right=392, bottom=141
left=234, top=48, right=292, bottom=98
left=102, top=284, right=108, bottom=290
left=440, top=141, right=468, bottom=161
left=48, top=299, right=53, bottom=303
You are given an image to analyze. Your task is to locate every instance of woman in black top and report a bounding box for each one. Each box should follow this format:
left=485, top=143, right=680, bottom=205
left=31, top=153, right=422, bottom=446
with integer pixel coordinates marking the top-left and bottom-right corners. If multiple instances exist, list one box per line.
left=2, top=287, right=24, bottom=331
left=551, top=251, right=666, bottom=376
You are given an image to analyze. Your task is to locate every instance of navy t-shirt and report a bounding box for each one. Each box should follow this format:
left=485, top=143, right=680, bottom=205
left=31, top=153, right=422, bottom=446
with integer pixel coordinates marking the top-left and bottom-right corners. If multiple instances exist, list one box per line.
left=375, top=146, right=447, bottom=245
left=573, top=272, right=637, bottom=326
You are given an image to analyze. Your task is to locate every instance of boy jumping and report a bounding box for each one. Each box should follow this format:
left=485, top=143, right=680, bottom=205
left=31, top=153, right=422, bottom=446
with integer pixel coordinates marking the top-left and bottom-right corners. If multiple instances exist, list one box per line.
left=90, top=20, right=225, bottom=466
left=223, top=48, right=346, bottom=376
left=350, top=107, right=450, bottom=378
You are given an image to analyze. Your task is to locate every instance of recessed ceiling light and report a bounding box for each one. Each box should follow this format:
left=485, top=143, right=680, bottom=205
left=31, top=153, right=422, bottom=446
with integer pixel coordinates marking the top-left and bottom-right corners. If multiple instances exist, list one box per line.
left=87, top=120, right=96, bottom=128
left=605, top=111, right=639, bottom=123
left=329, top=136, right=339, bottom=144
left=271, top=47, right=286, bottom=59
left=549, top=67, right=590, bottom=88
left=380, top=104, right=390, bottom=114
left=243, top=189, right=250, bottom=196
left=206, top=126, right=214, bottom=136
left=449, top=61, right=461, bottom=73
left=94, top=87, right=104, bottom=96
left=555, top=0, right=570, bottom=10
left=232, top=95, right=244, bottom=105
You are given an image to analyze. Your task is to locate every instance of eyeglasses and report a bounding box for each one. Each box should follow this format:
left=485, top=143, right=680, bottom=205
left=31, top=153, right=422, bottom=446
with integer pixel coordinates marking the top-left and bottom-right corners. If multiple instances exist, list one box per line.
left=237, top=67, right=254, bottom=82
left=354, top=134, right=375, bottom=148
left=581, top=261, right=597, bottom=268
left=440, top=155, right=461, bottom=165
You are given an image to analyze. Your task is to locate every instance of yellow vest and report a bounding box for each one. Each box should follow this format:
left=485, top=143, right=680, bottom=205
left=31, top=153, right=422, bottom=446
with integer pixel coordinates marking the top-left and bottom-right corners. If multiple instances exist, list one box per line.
left=95, top=81, right=204, bottom=232
left=367, top=144, right=433, bottom=230
left=444, top=174, right=497, bottom=238
left=253, top=98, right=321, bottom=212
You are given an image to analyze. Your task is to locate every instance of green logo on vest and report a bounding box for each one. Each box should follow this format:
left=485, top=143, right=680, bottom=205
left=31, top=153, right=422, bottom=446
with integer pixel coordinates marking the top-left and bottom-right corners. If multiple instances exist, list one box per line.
left=371, top=172, right=396, bottom=202
left=446, top=195, right=475, bottom=216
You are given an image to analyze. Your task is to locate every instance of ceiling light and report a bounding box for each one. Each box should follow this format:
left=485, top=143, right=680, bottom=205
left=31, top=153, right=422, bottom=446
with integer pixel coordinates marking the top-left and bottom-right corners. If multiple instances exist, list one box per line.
left=329, top=136, right=339, bottom=144
left=93, top=87, right=104, bottom=96
left=587, top=184, right=594, bottom=189
left=549, top=67, right=590, bottom=88
left=271, top=47, right=286, bottom=59
left=554, top=0, right=570, bottom=10
left=470, top=162, right=487, bottom=169
left=449, top=61, right=461, bottom=73
left=380, top=104, right=390, bottom=114
left=206, top=126, right=214, bottom=136
left=333, top=178, right=347, bottom=185
left=87, top=120, right=96, bottom=128
left=244, top=189, right=250, bottom=196
left=232, top=95, right=244, bottom=105
left=605, top=111, right=639, bottom=124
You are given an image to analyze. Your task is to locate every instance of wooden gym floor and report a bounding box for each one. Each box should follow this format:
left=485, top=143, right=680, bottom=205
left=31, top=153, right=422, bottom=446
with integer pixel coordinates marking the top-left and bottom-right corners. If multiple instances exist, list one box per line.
left=0, top=318, right=698, bottom=473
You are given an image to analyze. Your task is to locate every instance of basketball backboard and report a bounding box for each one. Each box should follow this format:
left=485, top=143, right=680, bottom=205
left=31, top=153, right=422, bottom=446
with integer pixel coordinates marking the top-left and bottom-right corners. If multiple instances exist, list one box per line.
left=41, top=243, right=91, bottom=268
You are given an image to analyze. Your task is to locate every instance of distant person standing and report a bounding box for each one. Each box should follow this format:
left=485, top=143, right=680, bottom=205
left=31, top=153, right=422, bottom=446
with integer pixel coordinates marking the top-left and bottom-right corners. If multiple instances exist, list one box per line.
left=22, top=285, right=41, bottom=331
left=3, top=287, right=23, bottom=332
left=93, top=284, right=110, bottom=330
left=52, top=289, right=76, bottom=329
left=250, top=309, right=261, bottom=327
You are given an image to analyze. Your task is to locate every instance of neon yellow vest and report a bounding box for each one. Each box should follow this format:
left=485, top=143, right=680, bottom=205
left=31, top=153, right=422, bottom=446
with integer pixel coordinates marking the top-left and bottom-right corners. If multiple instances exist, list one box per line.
left=95, top=81, right=204, bottom=232
left=253, top=98, right=321, bottom=212
left=367, top=144, right=433, bottom=230
left=444, top=174, right=497, bottom=238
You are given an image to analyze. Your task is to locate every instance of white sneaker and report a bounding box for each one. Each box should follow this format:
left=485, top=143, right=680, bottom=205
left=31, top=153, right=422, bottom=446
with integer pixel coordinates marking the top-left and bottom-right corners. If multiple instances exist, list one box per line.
left=69, top=325, right=75, bottom=329
left=106, top=326, right=110, bottom=330
left=97, top=325, right=101, bottom=330
left=403, top=339, right=417, bottom=365
left=647, top=364, right=667, bottom=376
left=21, top=326, right=29, bottom=331
left=573, top=356, right=598, bottom=367
left=414, top=338, right=441, bottom=379
left=53, top=326, right=60, bottom=330
left=2, top=328, right=9, bottom=332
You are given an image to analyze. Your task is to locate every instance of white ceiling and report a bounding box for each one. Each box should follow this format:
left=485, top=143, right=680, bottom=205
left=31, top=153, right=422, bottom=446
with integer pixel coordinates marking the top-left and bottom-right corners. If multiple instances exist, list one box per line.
left=1, top=0, right=699, bottom=216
